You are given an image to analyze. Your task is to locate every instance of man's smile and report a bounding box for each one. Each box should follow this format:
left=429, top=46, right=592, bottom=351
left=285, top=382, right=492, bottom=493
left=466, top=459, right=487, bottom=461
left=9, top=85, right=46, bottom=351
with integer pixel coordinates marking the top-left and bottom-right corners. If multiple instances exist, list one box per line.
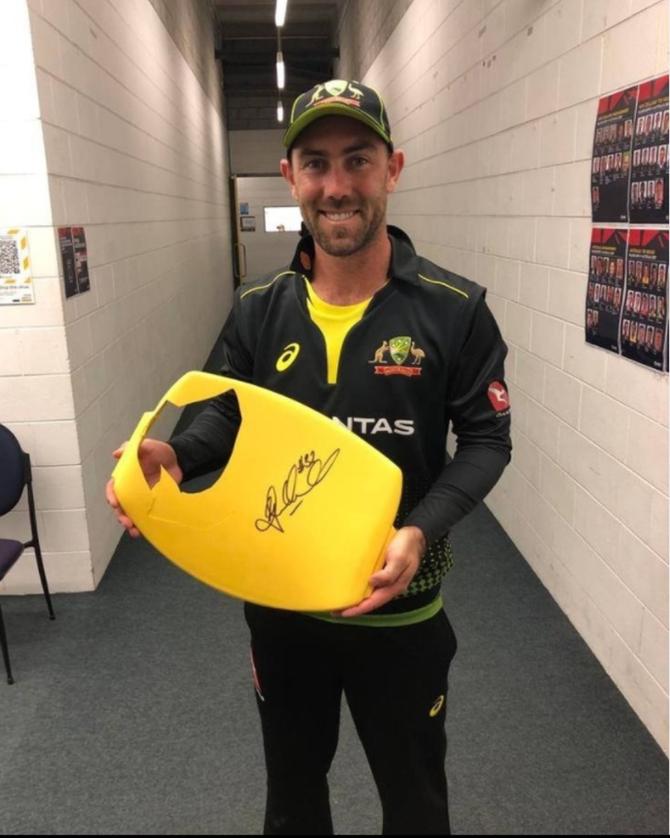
left=319, top=210, right=359, bottom=222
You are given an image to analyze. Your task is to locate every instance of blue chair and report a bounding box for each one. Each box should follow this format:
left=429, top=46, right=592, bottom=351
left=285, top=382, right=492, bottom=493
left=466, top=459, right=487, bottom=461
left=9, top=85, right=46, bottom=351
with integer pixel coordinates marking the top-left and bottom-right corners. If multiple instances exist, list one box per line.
left=0, top=424, right=55, bottom=684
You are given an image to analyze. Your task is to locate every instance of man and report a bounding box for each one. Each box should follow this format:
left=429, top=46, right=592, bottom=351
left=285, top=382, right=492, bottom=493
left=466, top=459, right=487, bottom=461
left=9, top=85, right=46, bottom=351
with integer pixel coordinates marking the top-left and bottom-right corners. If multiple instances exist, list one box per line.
left=654, top=177, right=664, bottom=209
left=107, top=80, right=511, bottom=835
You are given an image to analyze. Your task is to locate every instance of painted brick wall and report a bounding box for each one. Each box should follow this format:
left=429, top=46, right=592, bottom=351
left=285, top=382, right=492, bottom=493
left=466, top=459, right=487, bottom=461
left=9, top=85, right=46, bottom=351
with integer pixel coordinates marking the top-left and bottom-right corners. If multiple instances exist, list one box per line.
left=229, top=129, right=285, bottom=175
left=336, top=0, right=414, bottom=80
left=0, top=0, right=89, bottom=591
left=147, top=0, right=223, bottom=116
left=0, top=0, right=232, bottom=594
left=345, top=0, right=668, bottom=750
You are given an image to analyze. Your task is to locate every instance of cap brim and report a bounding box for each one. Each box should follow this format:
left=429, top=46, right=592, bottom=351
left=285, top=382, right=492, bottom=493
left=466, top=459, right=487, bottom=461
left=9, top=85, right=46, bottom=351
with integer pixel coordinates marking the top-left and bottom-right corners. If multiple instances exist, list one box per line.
left=283, top=103, right=392, bottom=150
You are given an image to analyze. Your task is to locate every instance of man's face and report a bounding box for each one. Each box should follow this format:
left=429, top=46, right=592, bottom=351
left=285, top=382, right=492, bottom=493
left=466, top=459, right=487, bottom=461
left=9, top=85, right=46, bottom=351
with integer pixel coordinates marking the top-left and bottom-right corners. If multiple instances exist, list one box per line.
left=281, top=116, right=403, bottom=258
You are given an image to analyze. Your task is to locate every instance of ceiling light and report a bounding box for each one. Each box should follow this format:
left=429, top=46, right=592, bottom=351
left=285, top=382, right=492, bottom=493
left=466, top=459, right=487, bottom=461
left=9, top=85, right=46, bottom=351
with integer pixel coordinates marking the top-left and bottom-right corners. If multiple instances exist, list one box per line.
left=277, top=100, right=284, bottom=122
left=276, top=51, right=285, bottom=89
left=275, top=0, right=288, bottom=27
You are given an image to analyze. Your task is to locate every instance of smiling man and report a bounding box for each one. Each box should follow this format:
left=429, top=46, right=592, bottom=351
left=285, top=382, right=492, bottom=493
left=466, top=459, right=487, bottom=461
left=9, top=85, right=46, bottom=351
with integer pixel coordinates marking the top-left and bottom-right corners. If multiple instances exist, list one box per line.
left=281, top=121, right=400, bottom=261
left=107, top=79, right=511, bottom=835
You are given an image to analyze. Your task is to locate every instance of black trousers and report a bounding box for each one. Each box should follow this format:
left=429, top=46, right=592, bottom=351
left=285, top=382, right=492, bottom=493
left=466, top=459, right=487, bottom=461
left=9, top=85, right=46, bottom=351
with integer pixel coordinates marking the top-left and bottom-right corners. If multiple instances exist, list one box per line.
left=244, top=603, right=458, bottom=835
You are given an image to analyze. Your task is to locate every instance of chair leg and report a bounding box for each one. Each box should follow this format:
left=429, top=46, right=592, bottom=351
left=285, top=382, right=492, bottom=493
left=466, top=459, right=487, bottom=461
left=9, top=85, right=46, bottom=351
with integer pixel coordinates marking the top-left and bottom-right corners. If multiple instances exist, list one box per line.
left=0, top=603, right=15, bottom=685
left=33, top=539, right=55, bottom=621
left=26, top=473, right=55, bottom=620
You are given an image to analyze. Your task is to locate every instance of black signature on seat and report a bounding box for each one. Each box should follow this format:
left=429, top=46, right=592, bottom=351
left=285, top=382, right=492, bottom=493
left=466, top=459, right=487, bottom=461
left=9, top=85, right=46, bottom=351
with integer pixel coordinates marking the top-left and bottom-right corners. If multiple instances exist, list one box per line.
left=255, top=449, right=340, bottom=533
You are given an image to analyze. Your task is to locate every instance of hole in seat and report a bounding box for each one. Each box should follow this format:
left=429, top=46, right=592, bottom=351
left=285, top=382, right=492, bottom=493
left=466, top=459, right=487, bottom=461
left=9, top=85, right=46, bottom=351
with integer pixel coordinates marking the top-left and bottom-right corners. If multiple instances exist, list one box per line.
left=144, top=388, right=242, bottom=493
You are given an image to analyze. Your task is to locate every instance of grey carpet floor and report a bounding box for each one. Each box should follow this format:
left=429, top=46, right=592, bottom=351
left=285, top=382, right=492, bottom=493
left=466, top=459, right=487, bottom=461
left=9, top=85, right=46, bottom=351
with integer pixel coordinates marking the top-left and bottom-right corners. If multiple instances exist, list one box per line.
left=0, top=501, right=667, bottom=835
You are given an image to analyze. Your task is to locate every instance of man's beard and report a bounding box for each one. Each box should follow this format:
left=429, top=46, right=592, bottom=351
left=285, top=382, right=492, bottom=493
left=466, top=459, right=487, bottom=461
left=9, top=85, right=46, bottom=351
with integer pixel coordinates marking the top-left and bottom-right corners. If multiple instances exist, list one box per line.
left=302, top=200, right=386, bottom=258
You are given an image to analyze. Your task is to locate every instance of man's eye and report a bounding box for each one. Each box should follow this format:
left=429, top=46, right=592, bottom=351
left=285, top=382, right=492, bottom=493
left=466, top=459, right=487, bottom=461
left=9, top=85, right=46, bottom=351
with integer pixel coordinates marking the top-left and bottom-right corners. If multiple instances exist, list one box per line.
left=303, top=159, right=324, bottom=170
left=350, top=156, right=369, bottom=168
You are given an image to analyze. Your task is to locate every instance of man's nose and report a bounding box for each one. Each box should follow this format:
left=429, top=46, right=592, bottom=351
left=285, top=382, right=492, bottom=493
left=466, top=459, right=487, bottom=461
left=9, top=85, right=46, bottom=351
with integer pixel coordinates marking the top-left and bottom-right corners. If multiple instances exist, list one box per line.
left=323, top=164, right=351, bottom=202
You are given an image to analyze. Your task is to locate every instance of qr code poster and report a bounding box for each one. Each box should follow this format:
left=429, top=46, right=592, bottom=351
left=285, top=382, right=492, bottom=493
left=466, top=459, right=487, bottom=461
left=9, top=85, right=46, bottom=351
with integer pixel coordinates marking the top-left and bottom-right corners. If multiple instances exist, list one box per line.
left=0, top=229, right=35, bottom=305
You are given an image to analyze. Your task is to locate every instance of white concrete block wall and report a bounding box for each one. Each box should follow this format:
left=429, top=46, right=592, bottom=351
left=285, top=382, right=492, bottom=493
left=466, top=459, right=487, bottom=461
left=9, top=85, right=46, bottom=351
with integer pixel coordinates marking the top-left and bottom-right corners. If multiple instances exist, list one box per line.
left=0, top=0, right=89, bottom=592
left=1, top=0, right=232, bottom=593
left=229, top=129, right=285, bottom=175
left=356, top=0, right=668, bottom=750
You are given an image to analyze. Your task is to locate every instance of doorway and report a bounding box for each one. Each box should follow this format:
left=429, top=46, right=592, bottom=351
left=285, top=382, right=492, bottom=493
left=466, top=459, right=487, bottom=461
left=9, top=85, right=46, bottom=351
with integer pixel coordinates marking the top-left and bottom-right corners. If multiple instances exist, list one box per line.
left=231, top=175, right=302, bottom=284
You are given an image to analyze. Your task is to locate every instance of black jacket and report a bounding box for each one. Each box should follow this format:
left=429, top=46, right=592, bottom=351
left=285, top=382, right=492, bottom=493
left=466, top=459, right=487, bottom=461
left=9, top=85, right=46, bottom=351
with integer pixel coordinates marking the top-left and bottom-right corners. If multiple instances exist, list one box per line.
left=171, top=226, right=511, bottom=606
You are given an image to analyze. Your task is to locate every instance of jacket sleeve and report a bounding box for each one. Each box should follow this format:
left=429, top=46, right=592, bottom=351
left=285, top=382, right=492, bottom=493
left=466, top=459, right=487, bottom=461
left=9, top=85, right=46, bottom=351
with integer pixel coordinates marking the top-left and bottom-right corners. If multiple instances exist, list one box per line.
left=169, top=292, right=253, bottom=480
left=404, top=294, right=512, bottom=543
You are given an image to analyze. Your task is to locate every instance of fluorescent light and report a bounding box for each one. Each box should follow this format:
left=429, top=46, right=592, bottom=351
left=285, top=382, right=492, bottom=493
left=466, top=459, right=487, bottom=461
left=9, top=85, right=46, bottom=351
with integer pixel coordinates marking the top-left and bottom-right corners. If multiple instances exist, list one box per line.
left=276, top=51, right=285, bottom=89
left=277, top=100, right=284, bottom=122
left=275, top=0, right=288, bottom=27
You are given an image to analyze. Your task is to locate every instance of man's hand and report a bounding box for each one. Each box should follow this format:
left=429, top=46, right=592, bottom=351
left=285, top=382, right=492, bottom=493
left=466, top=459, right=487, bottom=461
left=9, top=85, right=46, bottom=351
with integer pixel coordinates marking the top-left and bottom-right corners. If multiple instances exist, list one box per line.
left=335, top=525, right=426, bottom=618
left=105, top=439, right=183, bottom=538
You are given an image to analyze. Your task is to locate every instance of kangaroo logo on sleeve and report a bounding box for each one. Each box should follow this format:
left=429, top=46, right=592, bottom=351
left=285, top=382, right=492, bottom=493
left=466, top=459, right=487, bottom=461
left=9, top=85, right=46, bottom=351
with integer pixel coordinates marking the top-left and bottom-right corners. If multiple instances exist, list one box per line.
left=487, top=381, right=510, bottom=413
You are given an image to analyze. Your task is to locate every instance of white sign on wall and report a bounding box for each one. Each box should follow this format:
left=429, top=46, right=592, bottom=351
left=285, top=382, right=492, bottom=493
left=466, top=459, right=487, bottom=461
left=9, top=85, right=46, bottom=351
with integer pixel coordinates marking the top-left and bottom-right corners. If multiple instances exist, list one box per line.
left=0, top=228, right=35, bottom=305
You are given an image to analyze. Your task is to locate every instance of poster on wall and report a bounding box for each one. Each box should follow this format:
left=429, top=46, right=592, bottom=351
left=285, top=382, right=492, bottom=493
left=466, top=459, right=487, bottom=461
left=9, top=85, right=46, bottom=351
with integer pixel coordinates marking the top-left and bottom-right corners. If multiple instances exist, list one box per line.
left=58, top=227, right=78, bottom=298
left=629, top=74, right=669, bottom=225
left=71, top=226, right=90, bottom=294
left=586, top=228, right=628, bottom=353
left=0, top=228, right=35, bottom=305
left=621, top=228, right=668, bottom=371
left=58, top=226, right=90, bottom=298
left=591, top=86, right=637, bottom=222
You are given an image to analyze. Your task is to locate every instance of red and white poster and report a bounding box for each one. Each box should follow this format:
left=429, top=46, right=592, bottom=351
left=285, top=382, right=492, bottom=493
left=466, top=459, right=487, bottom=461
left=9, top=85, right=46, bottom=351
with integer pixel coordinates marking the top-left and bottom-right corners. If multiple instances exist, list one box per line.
left=586, top=228, right=628, bottom=354
left=71, top=226, right=90, bottom=294
left=58, top=227, right=78, bottom=299
left=58, top=226, right=90, bottom=298
left=629, top=75, right=669, bottom=225
left=588, top=75, right=669, bottom=373
left=621, top=229, right=668, bottom=371
left=591, top=87, right=637, bottom=223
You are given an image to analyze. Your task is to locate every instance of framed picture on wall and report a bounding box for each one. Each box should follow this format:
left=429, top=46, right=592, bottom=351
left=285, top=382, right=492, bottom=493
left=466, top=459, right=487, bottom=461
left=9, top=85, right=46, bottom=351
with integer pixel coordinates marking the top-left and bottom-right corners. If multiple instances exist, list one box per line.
left=240, top=216, right=256, bottom=232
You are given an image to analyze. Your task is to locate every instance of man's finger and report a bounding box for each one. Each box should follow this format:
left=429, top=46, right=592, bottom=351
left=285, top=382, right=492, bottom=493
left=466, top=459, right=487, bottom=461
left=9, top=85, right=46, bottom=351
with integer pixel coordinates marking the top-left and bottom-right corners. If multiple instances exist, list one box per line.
left=105, top=480, right=119, bottom=509
left=337, top=587, right=397, bottom=617
left=369, top=559, right=408, bottom=587
left=337, top=567, right=415, bottom=618
left=112, top=442, right=127, bottom=460
left=117, top=514, right=140, bottom=538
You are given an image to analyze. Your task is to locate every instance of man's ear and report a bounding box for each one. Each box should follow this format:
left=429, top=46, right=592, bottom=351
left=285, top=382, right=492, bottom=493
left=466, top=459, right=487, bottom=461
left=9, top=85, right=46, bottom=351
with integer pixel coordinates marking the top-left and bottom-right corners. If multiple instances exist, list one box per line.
left=386, top=149, right=405, bottom=194
left=280, top=158, right=297, bottom=199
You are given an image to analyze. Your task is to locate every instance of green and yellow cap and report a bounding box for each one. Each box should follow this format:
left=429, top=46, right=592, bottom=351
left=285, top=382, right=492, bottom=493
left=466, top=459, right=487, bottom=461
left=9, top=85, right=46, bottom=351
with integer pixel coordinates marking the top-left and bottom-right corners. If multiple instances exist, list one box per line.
left=283, top=79, right=393, bottom=151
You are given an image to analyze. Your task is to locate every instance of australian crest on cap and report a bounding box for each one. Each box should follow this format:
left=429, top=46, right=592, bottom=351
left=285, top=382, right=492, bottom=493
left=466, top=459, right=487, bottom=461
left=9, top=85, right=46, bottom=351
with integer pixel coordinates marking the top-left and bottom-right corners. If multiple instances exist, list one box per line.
left=309, top=79, right=365, bottom=108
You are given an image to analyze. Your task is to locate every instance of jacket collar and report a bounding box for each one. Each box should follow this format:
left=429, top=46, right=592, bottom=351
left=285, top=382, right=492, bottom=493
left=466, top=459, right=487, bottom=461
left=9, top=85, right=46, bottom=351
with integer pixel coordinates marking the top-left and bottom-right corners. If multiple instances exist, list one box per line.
left=289, top=225, right=420, bottom=285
